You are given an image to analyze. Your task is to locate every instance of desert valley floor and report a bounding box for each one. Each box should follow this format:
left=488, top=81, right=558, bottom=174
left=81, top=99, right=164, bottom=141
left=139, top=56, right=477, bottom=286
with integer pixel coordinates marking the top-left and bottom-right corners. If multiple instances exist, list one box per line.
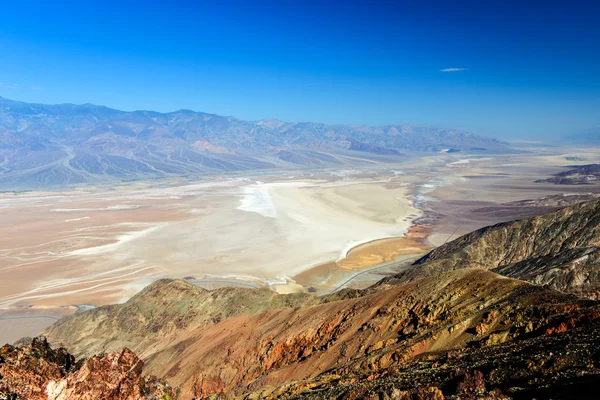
left=1, top=144, right=599, bottom=344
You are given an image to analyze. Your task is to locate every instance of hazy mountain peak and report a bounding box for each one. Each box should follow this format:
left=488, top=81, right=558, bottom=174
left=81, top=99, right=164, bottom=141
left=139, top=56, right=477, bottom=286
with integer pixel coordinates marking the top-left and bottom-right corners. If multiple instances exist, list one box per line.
left=563, top=129, right=600, bottom=144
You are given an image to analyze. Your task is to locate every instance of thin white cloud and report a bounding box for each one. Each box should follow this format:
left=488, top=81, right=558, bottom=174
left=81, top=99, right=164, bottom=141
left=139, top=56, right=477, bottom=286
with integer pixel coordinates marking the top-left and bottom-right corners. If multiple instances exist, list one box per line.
left=440, top=68, right=468, bottom=72
left=6, top=84, right=20, bottom=89
left=31, top=86, right=44, bottom=91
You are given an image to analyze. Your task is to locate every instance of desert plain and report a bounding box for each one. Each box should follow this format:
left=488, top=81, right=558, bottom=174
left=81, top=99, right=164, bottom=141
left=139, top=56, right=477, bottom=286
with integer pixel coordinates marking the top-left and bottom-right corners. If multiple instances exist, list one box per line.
left=1, top=144, right=600, bottom=344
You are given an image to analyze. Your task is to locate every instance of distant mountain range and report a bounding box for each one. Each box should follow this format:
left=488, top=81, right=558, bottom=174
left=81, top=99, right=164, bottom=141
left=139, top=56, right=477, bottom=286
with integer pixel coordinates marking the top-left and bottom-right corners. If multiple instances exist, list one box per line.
left=0, top=96, right=507, bottom=189
left=562, top=129, right=600, bottom=145
left=537, top=164, right=600, bottom=185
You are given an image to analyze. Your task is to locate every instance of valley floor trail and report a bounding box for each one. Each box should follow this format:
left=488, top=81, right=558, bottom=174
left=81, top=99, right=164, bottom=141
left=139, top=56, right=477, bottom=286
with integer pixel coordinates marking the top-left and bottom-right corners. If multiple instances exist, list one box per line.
left=320, top=254, right=419, bottom=295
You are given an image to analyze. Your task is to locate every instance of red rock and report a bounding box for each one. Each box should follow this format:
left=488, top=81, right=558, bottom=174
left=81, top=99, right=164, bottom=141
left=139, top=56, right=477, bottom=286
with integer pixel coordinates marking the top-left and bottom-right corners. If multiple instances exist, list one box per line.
left=46, top=348, right=176, bottom=400
left=0, top=338, right=176, bottom=400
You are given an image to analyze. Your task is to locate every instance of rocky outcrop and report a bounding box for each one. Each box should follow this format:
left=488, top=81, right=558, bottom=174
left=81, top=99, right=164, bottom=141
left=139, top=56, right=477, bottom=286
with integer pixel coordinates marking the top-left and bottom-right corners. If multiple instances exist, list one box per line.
left=46, top=348, right=176, bottom=400
left=0, top=337, right=175, bottom=400
left=0, top=337, right=75, bottom=400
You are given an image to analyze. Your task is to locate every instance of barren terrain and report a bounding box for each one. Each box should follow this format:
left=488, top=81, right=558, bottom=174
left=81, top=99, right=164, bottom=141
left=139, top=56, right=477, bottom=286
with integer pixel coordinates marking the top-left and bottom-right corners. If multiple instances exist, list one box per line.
left=1, top=145, right=599, bottom=344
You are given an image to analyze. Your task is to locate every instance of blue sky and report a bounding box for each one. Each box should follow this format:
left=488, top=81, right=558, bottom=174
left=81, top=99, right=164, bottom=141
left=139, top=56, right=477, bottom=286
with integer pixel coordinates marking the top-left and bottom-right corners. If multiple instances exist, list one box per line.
left=0, top=0, right=598, bottom=140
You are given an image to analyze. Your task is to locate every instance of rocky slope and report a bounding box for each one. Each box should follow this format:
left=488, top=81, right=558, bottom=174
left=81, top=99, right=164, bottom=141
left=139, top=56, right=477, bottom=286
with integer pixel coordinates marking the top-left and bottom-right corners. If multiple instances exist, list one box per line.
left=0, top=337, right=175, bottom=400
left=0, top=96, right=507, bottom=188
left=404, top=199, right=600, bottom=299
left=45, top=269, right=600, bottom=399
left=257, top=317, right=600, bottom=399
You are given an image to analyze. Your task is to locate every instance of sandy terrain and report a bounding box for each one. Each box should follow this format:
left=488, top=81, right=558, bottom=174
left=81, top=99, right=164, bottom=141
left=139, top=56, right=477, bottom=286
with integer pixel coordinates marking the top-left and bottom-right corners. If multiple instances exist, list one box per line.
left=0, top=306, right=77, bottom=345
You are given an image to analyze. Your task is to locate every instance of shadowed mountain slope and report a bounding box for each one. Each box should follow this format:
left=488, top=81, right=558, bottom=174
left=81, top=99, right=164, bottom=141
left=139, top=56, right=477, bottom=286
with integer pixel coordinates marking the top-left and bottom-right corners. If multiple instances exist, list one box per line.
left=399, top=199, right=600, bottom=299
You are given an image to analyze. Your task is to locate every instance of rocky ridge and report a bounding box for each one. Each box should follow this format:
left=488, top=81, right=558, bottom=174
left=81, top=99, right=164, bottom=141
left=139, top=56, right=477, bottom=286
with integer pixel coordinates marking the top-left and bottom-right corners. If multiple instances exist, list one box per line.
left=45, top=280, right=320, bottom=360
left=402, top=199, right=600, bottom=299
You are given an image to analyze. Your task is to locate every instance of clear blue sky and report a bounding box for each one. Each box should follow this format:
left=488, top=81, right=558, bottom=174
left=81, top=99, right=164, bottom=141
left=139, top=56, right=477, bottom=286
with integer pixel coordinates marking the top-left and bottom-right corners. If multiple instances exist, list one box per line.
left=0, top=0, right=598, bottom=140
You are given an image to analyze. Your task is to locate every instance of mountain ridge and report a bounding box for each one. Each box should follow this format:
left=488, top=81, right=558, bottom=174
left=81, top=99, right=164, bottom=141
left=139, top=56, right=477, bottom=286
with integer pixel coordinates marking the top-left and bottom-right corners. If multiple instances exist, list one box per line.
left=562, top=129, right=600, bottom=145
left=398, top=198, right=600, bottom=299
left=0, top=96, right=508, bottom=189
left=44, top=270, right=597, bottom=398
